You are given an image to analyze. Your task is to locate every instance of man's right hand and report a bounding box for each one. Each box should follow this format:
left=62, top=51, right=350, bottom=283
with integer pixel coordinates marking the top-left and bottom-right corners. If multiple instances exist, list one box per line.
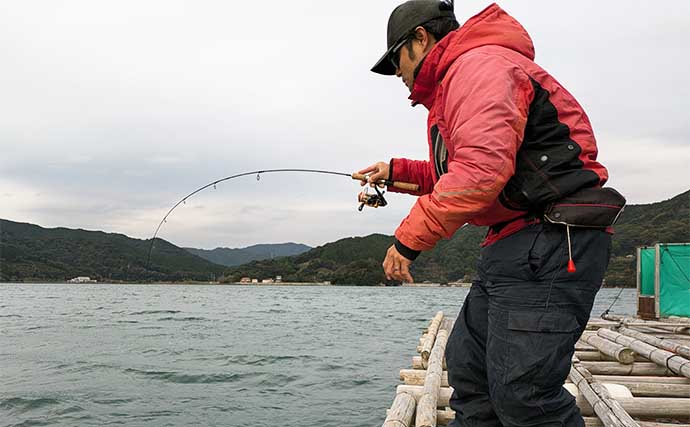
left=358, top=161, right=390, bottom=187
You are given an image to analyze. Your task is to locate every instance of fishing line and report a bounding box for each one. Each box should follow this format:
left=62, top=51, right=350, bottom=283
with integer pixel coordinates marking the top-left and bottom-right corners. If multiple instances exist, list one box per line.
left=145, top=168, right=370, bottom=268
left=601, top=286, right=626, bottom=318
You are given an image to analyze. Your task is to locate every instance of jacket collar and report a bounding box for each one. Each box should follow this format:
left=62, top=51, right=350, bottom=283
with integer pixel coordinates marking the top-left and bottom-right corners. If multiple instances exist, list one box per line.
left=408, top=3, right=535, bottom=109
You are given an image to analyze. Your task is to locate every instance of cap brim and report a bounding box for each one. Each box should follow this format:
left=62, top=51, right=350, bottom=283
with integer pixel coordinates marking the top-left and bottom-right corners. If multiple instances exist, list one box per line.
left=371, top=46, right=397, bottom=75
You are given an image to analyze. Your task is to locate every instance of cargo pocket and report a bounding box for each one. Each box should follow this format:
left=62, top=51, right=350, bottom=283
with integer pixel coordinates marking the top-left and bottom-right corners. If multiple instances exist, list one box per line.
left=503, top=311, right=579, bottom=387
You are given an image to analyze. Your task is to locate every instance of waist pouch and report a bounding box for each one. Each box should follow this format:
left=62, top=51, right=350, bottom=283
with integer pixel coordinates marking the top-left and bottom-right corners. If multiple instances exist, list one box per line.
left=543, top=187, right=626, bottom=228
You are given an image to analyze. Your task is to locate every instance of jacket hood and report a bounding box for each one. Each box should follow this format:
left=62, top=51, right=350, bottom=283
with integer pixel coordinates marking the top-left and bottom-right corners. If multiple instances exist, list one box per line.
left=410, top=3, right=535, bottom=108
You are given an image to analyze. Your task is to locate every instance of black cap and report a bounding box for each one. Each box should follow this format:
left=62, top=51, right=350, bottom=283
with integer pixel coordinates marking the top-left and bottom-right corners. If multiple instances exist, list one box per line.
left=371, top=0, right=456, bottom=75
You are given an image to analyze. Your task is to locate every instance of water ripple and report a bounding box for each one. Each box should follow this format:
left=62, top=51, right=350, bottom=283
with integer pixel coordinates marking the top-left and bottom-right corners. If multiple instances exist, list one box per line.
left=1, top=397, right=61, bottom=414
left=129, top=310, right=181, bottom=315
left=123, top=368, right=244, bottom=384
left=157, top=316, right=207, bottom=322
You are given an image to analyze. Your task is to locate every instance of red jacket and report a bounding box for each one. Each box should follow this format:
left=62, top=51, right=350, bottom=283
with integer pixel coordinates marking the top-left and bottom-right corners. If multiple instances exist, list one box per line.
left=390, top=3, right=608, bottom=256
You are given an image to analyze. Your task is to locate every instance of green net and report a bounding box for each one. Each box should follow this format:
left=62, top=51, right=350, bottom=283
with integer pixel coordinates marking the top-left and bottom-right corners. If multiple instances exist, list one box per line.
left=659, top=244, right=690, bottom=317
left=640, top=247, right=656, bottom=296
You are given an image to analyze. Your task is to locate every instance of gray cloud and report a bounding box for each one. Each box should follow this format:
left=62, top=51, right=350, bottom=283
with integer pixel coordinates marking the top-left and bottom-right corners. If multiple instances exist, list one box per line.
left=2, top=0, right=688, bottom=249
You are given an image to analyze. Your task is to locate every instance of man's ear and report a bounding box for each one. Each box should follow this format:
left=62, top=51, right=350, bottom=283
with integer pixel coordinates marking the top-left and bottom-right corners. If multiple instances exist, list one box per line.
left=413, top=26, right=427, bottom=45
left=414, top=26, right=435, bottom=52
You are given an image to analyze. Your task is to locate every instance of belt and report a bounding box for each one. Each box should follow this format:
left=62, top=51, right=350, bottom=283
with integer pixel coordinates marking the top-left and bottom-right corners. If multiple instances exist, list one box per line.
left=488, top=213, right=541, bottom=234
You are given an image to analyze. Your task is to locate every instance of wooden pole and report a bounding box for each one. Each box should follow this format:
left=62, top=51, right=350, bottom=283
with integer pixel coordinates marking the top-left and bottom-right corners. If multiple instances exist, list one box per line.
left=403, top=374, right=690, bottom=397
left=412, top=356, right=446, bottom=371
left=578, top=342, right=599, bottom=351
left=600, top=315, right=690, bottom=333
left=566, top=378, right=690, bottom=397
left=584, top=419, right=690, bottom=427
left=579, top=361, right=673, bottom=376
left=633, top=326, right=690, bottom=336
left=400, top=373, right=689, bottom=421
left=654, top=243, right=661, bottom=319
left=421, top=312, right=444, bottom=365
left=598, top=329, right=690, bottom=379
left=396, top=385, right=453, bottom=408
left=416, top=328, right=449, bottom=427
left=400, top=369, right=449, bottom=387
left=578, top=397, right=690, bottom=418
left=383, top=392, right=416, bottom=427
left=591, top=375, right=690, bottom=384
left=386, top=408, right=456, bottom=427
left=636, top=246, right=641, bottom=316
left=568, top=358, right=640, bottom=427
left=618, top=326, right=690, bottom=359
left=436, top=409, right=454, bottom=425
left=582, top=334, right=636, bottom=364
left=665, top=316, right=690, bottom=325
left=575, top=351, right=645, bottom=363
left=616, top=381, right=690, bottom=398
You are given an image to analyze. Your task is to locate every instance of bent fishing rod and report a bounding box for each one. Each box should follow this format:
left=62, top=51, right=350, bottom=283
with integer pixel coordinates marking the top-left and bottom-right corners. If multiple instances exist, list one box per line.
left=145, top=168, right=419, bottom=268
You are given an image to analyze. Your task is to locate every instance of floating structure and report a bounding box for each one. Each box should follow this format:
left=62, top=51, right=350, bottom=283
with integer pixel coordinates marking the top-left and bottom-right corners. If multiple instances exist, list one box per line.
left=636, top=243, right=690, bottom=320
left=382, top=311, right=690, bottom=427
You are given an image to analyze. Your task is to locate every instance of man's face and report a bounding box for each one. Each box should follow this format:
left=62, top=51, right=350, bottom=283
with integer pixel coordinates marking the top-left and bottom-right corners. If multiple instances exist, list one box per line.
left=395, top=41, right=419, bottom=91
left=393, top=28, right=436, bottom=92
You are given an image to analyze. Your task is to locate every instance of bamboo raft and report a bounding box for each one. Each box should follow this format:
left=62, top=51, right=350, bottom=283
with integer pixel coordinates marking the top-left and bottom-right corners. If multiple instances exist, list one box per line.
left=382, top=312, right=690, bottom=427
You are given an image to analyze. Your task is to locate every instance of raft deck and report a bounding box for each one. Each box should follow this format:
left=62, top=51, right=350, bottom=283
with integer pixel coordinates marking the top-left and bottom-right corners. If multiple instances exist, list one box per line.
left=383, top=312, right=690, bottom=427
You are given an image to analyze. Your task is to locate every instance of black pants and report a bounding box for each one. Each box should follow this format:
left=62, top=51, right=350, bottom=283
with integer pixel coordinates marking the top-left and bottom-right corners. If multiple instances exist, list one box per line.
left=446, top=222, right=611, bottom=427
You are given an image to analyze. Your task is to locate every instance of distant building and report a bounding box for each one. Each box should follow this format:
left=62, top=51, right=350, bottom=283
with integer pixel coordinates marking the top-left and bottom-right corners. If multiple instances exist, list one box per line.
left=251, top=279, right=259, bottom=284
left=69, top=276, right=97, bottom=283
left=240, top=277, right=251, bottom=283
left=275, top=275, right=282, bottom=283
left=261, top=278, right=274, bottom=284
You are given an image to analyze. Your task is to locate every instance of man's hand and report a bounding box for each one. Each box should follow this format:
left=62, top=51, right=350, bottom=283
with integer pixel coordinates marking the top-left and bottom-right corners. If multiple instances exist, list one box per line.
left=358, top=161, right=390, bottom=187
left=382, top=244, right=414, bottom=283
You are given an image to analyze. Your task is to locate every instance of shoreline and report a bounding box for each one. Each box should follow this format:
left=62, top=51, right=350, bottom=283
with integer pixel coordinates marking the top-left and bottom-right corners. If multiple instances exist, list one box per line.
left=0, top=281, right=637, bottom=288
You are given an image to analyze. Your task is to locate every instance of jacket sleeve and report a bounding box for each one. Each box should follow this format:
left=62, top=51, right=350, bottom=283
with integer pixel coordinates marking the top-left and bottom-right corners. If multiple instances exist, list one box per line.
left=387, top=158, right=435, bottom=196
left=395, top=53, right=534, bottom=253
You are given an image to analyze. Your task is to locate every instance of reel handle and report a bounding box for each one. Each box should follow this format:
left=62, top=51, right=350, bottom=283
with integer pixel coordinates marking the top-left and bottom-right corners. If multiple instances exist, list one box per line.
left=351, top=173, right=420, bottom=192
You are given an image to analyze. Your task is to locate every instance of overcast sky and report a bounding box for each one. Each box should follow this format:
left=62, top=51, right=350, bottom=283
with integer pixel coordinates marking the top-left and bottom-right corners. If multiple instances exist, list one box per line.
left=2, top=1, right=689, bottom=249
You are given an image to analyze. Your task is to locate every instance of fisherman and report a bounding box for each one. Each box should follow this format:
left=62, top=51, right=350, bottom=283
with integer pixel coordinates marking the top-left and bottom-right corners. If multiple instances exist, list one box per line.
left=361, top=1, right=615, bottom=426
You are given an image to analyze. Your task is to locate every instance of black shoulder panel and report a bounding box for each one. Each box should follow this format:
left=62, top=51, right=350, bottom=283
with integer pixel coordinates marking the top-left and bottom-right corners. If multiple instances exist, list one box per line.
left=499, top=79, right=600, bottom=211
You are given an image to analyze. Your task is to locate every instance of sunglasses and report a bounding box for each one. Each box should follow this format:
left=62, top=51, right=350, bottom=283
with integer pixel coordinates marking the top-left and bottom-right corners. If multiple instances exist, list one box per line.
left=389, top=36, right=413, bottom=70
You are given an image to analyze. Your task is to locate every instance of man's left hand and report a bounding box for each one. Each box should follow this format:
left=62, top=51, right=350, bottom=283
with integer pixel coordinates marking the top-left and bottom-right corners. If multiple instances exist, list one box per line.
left=382, top=245, right=414, bottom=283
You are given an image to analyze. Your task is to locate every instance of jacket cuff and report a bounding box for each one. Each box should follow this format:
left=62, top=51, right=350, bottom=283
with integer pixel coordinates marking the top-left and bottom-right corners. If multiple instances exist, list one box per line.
left=395, top=239, right=421, bottom=261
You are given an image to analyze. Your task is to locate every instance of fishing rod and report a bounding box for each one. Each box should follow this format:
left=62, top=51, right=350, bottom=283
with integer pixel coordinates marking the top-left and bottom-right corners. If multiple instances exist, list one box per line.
left=145, top=168, right=419, bottom=268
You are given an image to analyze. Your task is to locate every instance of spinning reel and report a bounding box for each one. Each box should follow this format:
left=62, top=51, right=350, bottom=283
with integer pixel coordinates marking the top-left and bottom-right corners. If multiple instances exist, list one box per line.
left=358, top=185, right=388, bottom=211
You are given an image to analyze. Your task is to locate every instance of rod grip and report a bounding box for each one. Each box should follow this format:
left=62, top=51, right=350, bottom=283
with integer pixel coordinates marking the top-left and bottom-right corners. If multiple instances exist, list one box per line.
left=390, top=181, right=420, bottom=192
left=350, top=173, right=419, bottom=192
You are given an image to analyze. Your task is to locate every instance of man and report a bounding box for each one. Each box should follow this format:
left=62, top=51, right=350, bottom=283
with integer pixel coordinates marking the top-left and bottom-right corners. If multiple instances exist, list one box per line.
left=362, top=1, right=613, bottom=426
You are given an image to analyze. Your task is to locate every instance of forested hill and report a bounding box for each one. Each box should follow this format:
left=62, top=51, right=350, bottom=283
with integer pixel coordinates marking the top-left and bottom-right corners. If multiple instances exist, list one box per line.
left=0, top=219, right=225, bottom=282
left=185, top=243, right=311, bottom=267
left=224, top=190, right=690, bottom=286
left=1, top=190, right=687, bottom=285
left=610, top=189, right=690, bottom=255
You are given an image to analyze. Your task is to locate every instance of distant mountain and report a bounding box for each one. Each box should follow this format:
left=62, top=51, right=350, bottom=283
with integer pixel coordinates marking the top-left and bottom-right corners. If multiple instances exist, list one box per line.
left=224, top=190, right=690, bottom=286
left=185, top=243, right=311, bottom=267
left=0, top=219, right=225, bottom=282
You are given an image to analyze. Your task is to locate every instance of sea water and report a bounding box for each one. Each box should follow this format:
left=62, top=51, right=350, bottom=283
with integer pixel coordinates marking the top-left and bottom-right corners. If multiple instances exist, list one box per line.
left=0, top=284, right=636, bottom=427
